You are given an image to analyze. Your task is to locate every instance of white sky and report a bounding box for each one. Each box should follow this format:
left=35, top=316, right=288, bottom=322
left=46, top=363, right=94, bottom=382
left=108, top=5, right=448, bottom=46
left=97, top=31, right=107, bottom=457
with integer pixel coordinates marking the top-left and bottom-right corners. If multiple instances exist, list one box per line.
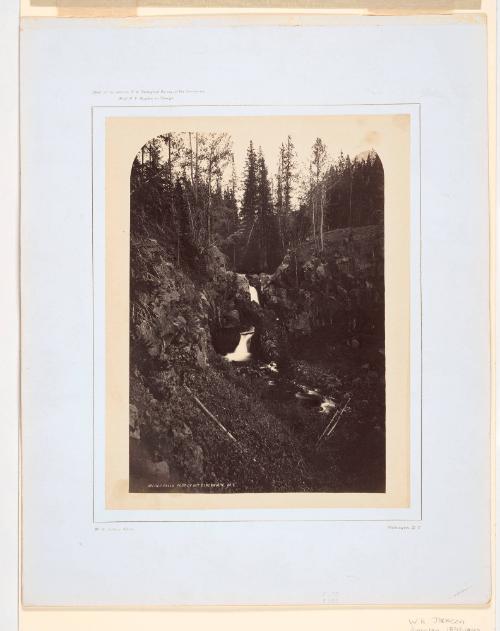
left=148, top=115, right=386, bottom=200
left=226, top=117, right=378, bottom=185
left=151, top=115, right=384, bottom=201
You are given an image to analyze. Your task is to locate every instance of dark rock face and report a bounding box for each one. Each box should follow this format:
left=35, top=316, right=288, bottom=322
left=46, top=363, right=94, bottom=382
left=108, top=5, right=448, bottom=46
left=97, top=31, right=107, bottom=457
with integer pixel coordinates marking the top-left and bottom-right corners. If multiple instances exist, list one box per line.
left=130, top=239, right=238, bottom=485
left=129, top=238, right=300, bottom=490
left=255, top=312, right=292, bottom=373
left=129, top=223, right=385, bottom=493
left=129, top=374, right=206, bottom=491
left=258, top=225, right=384, bottom=345
left=222, top=308, right=240, bottom=328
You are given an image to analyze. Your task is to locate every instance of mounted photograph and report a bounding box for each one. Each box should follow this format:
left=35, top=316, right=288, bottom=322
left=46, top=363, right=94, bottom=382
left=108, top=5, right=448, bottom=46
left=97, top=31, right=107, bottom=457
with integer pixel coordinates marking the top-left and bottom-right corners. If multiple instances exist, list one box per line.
left=127, top=118, right=388, bottom=495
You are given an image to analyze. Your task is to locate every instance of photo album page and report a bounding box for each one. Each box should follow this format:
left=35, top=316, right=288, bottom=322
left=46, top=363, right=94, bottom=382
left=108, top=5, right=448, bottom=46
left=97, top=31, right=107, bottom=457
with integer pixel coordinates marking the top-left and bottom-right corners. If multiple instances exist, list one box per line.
left=19, top=9, right=492, bottom=615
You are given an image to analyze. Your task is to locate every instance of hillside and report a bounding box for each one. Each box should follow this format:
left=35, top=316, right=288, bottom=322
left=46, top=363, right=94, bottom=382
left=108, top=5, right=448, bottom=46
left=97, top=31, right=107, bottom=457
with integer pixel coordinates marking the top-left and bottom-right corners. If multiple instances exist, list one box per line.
left=130, top=220, right=385, bottom=493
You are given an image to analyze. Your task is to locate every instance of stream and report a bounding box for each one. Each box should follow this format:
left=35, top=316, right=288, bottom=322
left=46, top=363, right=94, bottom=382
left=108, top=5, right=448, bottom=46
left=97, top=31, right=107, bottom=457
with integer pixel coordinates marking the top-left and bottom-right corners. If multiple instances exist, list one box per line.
left=221, top=275, right=336, bottom=416
left=224, top=327, right=255, bottom=363
left=223, top=275, right=259, bottom=363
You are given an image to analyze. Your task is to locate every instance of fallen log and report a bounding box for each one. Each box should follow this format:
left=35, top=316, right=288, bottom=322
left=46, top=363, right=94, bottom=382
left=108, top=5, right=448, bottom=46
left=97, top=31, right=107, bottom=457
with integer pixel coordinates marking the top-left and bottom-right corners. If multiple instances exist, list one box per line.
left=183, top=384, right=238, bottom=443
left=325, top=395, right=351, bottom=440
left=316, top=407, right=341, bottom=448
left=316, top=395, right=351, bottom=448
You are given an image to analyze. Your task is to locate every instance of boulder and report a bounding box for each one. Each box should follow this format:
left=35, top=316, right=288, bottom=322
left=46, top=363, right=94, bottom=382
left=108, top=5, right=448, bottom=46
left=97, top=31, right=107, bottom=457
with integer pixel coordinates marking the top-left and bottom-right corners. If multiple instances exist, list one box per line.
left=223, top=309, right=240, bottom=328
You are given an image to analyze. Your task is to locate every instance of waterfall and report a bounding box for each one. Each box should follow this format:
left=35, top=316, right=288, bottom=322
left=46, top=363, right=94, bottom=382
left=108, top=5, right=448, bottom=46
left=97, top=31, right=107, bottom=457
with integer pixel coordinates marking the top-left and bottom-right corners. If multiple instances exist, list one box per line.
left=225, top=327, right=255, bottom=363
left=224, top=275, right=259, bottom=363
left=249, top=285, right=259, bottom=304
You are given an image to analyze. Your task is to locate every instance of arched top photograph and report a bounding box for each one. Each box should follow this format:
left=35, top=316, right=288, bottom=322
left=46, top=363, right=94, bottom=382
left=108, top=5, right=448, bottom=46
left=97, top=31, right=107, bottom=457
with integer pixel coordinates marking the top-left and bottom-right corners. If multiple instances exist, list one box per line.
left=128, top=121, right=386, bottom=495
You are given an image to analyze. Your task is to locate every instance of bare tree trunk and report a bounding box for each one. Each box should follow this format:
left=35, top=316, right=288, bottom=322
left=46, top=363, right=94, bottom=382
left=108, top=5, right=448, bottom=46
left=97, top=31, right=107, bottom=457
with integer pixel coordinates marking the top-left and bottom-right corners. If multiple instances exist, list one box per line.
left=349, top=166, right=353, bottom=229
left=184, top=189, right=195, bottom=236
left=167, top=135, right=175, bottom=239
left=262, top=231, right=268, bottom=272
left=188, top=133, right=195, bottom=190
left=207, top=157, right=212, bottom=245
left=167, top=135, right=172, bottom=183
left=320, top=185, right=324, bottom=251
left=194, top=133, right=199, bottom=203
left=183, top=385, right=237, bottom=443
left=278, top=213, right=285, bottom=255
left=312, top=195, right=316, bottom=247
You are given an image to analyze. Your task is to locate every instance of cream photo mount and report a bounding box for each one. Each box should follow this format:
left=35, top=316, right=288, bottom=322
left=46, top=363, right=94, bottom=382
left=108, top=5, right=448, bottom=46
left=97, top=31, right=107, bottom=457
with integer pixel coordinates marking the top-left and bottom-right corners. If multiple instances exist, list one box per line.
left=91, top=103, right=422, bottom=523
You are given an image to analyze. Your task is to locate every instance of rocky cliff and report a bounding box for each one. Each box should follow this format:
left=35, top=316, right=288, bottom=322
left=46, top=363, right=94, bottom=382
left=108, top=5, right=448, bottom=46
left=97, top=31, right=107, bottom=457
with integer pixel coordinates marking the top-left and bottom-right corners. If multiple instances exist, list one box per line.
left=129, top=230, right=306, bottom=492
left=129, top=223, right=385, bottom=493
left=256, top=225, right=384, bottom=342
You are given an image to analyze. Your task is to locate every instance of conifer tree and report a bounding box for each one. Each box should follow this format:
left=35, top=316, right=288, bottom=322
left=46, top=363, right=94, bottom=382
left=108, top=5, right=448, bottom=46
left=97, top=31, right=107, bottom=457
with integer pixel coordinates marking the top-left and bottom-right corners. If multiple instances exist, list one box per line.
left=256, top=149, right=272, bottom=271
left=274, top=136, right=296, bottom=255
left=241, top=141, right=259, bottom=269
left=275, top=145, right=286, bottom=255
left=283, top=135, right=295, bottom=216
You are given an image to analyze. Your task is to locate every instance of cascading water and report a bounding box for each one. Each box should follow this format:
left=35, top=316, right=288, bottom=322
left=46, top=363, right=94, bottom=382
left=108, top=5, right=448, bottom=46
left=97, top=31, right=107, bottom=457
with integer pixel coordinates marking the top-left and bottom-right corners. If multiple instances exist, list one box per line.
left=249, top=285, right=259, bottom=304
left=224, top=327, right=255, bottom=363
left=224, top=276, right=258, bottom=363
left=222, top=275, right=336, bottom=414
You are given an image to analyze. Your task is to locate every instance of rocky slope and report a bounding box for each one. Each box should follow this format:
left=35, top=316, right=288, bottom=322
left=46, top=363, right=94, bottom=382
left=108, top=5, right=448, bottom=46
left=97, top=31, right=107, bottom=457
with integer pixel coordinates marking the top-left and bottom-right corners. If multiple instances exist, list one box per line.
left=129, top=229, right=305, bottom=492
left=130, top=223, right=386, bottom=493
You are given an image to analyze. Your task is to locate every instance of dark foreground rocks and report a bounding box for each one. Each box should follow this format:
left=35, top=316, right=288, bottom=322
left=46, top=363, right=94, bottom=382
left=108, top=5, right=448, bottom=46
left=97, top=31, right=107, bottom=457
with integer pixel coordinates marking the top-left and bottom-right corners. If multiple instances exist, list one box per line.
left=129, top=224, right=385, bottom=493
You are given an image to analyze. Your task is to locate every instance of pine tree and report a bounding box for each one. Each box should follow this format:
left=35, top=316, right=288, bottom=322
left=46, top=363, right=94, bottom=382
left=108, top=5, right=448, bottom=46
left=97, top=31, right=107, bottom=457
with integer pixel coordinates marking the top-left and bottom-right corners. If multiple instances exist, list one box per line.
left=256, top=149, right=272, bottom=271
left=241, top=141, right=259, bottom=270
left=274, top=136, right=296, bottom=255
left=275, top=145, right=286, bottom=255
left=283, top=135, right=295, bottom=216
